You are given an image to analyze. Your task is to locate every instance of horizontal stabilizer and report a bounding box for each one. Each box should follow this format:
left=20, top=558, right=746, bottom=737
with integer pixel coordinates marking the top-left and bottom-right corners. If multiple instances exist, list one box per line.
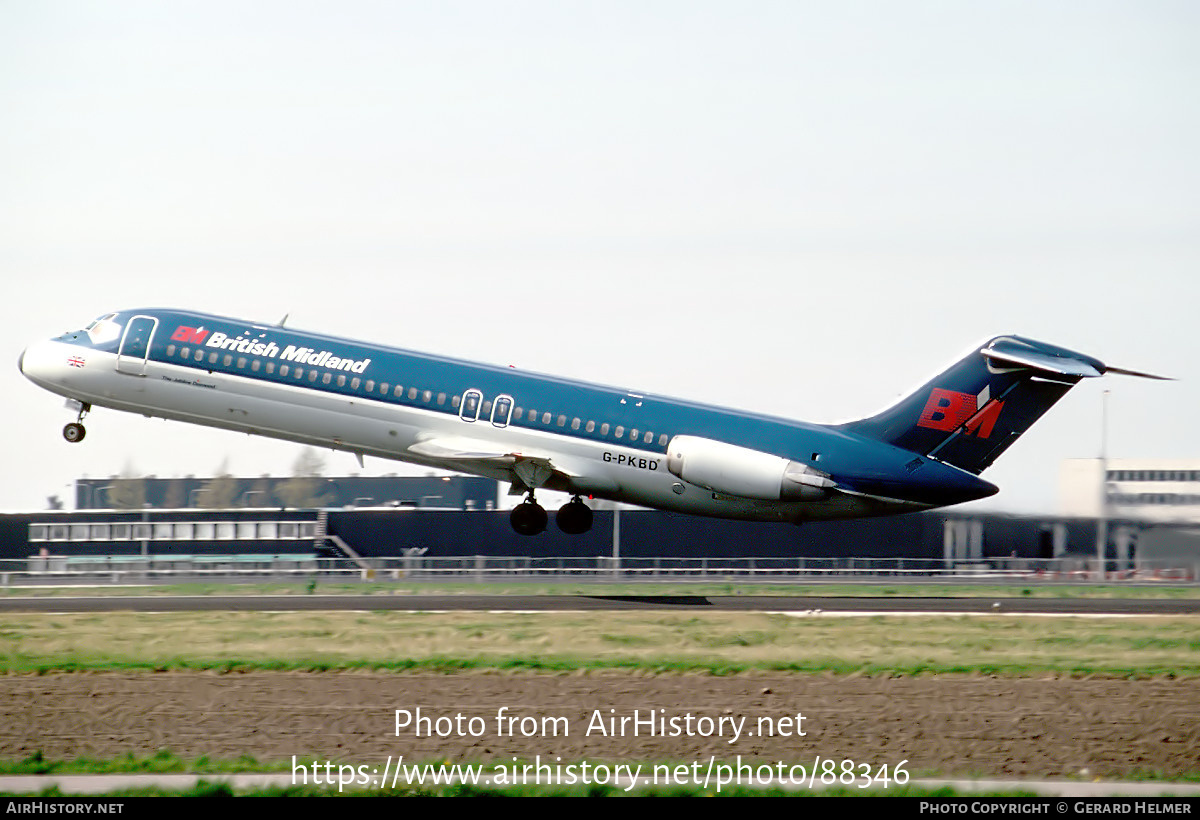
left=1103, top=365, right=1174, bottom=381
left=981, top=339, right=1103, bottom=378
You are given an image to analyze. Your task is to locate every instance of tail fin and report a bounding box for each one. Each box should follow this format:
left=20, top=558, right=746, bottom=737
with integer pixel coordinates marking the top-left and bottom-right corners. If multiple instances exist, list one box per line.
left=840, top=335, right=1168, bottom=475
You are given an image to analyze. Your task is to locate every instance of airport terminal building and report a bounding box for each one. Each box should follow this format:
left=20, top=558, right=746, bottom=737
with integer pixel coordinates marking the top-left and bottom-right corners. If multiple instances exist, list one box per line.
left=1059, top=458, right=1200, bottom=523
left=1, top=472, right=1196, bottom=577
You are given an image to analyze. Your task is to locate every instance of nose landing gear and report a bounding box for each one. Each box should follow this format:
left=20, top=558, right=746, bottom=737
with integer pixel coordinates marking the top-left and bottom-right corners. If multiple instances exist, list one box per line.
left=62, top=403, right=91, bottom=444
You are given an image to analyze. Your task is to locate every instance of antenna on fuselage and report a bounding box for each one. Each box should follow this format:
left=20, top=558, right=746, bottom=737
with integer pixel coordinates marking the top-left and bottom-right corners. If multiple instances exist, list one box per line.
left=278, top=313, right=289, bottom=327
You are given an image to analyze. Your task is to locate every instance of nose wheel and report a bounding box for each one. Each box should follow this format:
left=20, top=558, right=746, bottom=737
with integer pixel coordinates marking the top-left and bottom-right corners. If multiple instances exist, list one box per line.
left=62, top=403, right=90, bottom=443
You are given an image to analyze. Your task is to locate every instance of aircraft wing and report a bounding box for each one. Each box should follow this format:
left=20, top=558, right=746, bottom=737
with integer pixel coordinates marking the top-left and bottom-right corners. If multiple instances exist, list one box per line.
left=407, top=436, right=524, bottom=463
left=406, top=436, right=618, bottom=494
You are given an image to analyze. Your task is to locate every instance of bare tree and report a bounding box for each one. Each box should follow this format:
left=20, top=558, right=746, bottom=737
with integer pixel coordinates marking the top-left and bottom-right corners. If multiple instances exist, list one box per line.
left=275, top=449, right=334, bottom=508
left=198, top=459, right=239, bottom=508
left=162, top=480, right=187, bottom=509
left=108, top=463, right=146, bottom=509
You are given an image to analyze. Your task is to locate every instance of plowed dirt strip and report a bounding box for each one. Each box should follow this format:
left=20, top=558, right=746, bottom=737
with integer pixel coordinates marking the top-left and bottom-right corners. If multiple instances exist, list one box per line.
left=3, top=673, right=1198, bottom=779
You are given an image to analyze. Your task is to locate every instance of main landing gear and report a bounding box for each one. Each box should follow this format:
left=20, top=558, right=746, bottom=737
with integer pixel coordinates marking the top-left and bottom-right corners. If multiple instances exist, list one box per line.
left=508, top=493, right=594, bottom=536
left=62, top=403, right=91, bottom=444
left=555, top=496, right=593, bottom=535
left=510, top=494, right=548, bottom=536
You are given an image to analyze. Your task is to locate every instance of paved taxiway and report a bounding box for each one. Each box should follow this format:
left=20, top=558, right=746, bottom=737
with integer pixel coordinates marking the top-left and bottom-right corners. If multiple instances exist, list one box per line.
left=0, top=594, right=1196, bottom=614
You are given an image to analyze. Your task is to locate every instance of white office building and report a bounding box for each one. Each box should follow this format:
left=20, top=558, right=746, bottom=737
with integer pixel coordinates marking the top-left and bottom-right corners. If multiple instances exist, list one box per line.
left=1059, top=458, right=1200, bottom=523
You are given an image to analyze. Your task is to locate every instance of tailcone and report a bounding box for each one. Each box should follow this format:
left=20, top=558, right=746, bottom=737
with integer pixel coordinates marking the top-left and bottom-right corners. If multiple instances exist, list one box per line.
left=840, top=462, right=999, bottom=508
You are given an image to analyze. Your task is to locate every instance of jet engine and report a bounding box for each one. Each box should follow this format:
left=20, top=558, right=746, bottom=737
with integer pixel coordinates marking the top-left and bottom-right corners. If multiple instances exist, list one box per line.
left=665, top=435, right=833, bottom=501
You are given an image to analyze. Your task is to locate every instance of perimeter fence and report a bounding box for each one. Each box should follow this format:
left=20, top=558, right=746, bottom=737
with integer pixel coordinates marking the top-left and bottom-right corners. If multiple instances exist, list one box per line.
left=2, top=553, right=1197, bottom=586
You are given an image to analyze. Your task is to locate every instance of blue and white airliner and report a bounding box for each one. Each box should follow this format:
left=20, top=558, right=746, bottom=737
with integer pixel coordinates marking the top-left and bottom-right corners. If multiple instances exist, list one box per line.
left=18, top=309, right=1164, bottom=535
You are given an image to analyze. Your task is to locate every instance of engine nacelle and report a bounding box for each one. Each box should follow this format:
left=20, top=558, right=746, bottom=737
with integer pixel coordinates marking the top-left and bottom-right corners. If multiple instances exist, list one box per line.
left=665, top=435, right=832, bottom=501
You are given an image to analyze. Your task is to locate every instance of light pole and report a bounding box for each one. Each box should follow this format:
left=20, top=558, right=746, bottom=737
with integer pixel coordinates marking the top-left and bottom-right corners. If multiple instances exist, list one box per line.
left=612, top=507, right=621, bottom=578
left=1095, top=389, right=1110, bottom=580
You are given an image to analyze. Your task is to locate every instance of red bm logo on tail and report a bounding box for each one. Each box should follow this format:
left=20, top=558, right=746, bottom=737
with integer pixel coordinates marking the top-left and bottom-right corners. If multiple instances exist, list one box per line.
left=917, top=388, right=1003, bottom=439
left=171, top=326, right=209, bottom=344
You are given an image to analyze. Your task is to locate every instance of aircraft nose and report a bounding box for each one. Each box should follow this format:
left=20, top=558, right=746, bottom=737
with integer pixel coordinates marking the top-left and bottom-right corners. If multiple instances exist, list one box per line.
left=18, top=339, right=65, bottom=388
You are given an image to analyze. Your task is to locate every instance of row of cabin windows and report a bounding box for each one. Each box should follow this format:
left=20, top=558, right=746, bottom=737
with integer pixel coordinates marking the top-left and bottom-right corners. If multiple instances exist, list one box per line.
left=505, top=407, right=666, bottom=446
left=169, top=344, right=454, bottom=403
left=166, top=344, right=669, bottom=448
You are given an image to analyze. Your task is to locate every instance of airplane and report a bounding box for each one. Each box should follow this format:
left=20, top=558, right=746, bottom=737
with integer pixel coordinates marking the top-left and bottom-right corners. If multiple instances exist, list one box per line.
left=18, top=309, right=1166, bottom=535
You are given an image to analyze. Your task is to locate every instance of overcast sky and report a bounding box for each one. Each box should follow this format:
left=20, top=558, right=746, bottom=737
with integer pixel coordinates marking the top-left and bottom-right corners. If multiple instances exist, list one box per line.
left=2, top=1, right=1197, bottom=515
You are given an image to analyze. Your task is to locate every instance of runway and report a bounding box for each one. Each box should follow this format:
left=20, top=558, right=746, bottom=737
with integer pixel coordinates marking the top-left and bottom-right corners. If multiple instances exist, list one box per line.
left=1, top=593, right=1196, bottom=614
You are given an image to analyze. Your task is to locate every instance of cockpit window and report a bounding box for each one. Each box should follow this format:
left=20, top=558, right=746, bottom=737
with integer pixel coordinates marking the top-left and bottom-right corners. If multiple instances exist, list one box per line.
left=84, top=314, right=121, bottom=345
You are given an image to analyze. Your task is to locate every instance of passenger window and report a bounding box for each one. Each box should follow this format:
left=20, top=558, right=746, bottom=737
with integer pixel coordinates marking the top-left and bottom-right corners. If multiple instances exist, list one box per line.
left=294, top=368, right=304, bottom=379
left=437, top=393, right=446, bottom=405
left=631, top=429, right=639, bottom=440
left=452, top=394, right=461, bottom=408
left=614, top=426, right=624, bottom=438
left=644, top=431, right=653, bottom=443
left=586, top=420, right=595, bottom=433
left=423, top=390, right=432, bottom=402
left=267, top=362, right=276, bottom=374
left=322, top=373, right=331, bottom=385
left=365, top=380, right=374, bottom=391
left=167, top=344, right=176, bottom=356
left=556, top=415, right=566, bottom=427
left=527, top=409, right=537, bottom=421
left=280, top=365, right=289, bottom=377
left=394, top=385, right=403, bottom=397
left=208, top=352, right=218, bottom=364
left=237, top=357, right=246, bottom=369
left=542, top=412, right=551, bottom=424
left=252, top=360, right=261, bottom=372
left=571, top=418, right=581, bottom=430
left=600, top=423, right=610, bottom=435
left=658, top=434, right=667, bottom=446
left=194, top=350, right=204, bottom=362
left=351, top=377, right=360, bottom=389
left=337, top=374, right=345, bottom=387
left=223, top=354, right=232, bottom=367
left=179, top=346, right=189, bottom=358
left=380, top=382, right=389, bottom=394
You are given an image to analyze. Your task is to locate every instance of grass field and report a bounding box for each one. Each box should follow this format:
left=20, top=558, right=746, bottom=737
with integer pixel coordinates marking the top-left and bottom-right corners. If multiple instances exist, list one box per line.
left=2, top=609, right=1199, bottom=676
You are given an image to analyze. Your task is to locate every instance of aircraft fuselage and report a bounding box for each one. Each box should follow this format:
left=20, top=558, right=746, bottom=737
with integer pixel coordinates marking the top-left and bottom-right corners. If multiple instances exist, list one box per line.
left=22, top=308, right=1135, bottom=535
